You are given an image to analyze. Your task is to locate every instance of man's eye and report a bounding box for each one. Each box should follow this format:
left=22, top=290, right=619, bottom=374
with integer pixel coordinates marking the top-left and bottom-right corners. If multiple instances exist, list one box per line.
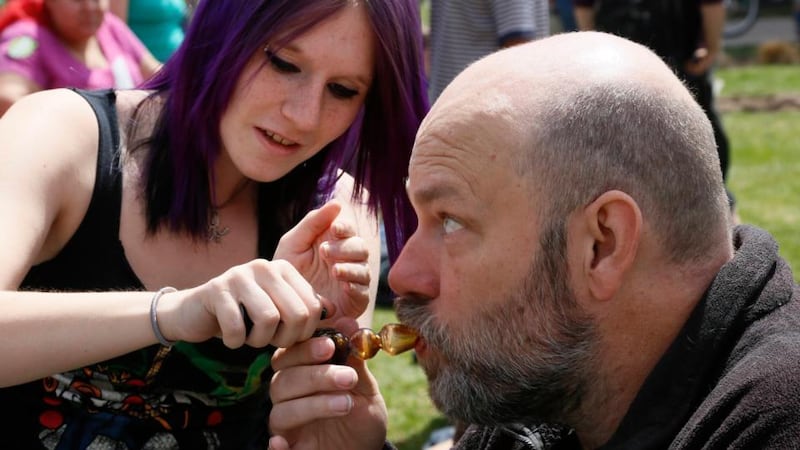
left=265, top=50, right=299, bottom=73
left=442, top=217, right=464, bottom=234
left=328, top=82, right=359, bottom=99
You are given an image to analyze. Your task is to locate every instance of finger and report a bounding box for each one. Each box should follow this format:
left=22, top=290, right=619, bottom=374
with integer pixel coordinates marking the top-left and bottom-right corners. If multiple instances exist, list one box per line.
left=270, top=392, right=354, bottom=432
left=328, top=215, right=358, bottom=240
left=216, top=289, right=248, bottom=348
left=238, top=280, right=281, bottom=347
left=320, top=237, right=369, bottom=263
left=271, top=363, right=357, bottom=404
left=271, top=336, right=337, bottom=371
left=340, top=281, right=371, bottom=311
left=251, top=260, right=319, bottom=347
left=268, top=436, right=289, bottom=450
left=275, top=266, right=327, bottom=344
left=330, top=262, right=371, bottom=286
left=279, top=201, right=342, bottom=253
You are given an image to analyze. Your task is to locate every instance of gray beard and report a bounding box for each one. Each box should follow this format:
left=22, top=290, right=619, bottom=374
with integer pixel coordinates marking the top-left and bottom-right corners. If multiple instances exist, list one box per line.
left=395, top=230, right=599, bottom=426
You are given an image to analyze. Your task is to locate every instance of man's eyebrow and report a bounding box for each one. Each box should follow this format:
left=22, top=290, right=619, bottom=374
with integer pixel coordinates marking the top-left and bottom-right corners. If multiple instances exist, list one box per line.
left=409, top=183, right=461, bottom=206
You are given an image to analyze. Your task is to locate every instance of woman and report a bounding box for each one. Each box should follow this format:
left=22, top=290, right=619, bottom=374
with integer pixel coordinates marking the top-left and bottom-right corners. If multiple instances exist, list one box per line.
left=0, top=0, right=161, bottom=115
left=0, top=0, right=428, bottom=448
left=110, top=0, right=190, bottom=62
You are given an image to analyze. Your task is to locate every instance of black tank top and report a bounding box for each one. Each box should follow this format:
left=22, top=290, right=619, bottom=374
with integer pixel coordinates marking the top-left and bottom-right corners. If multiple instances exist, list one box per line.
left=6, top=89, right=277, bottom=449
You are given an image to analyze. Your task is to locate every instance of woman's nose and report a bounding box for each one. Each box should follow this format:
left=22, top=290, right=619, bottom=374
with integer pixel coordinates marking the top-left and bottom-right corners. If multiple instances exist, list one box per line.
left=281, top=84, right=323, bottom=132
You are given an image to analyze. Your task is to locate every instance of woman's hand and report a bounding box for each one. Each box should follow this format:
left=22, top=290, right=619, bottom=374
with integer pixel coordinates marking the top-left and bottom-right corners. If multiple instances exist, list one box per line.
left=274, top=200, right=373, bottom=321
left=268, top=320, right=388, bottom=450
left=156, top=197, right=373, bottom=349
left=158, top=258, right=330, bottom=349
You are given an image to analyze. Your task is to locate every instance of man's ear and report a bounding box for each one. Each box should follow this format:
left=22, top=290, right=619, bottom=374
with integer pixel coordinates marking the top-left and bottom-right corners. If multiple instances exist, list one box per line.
left=573, top=190, right=642, bottom=302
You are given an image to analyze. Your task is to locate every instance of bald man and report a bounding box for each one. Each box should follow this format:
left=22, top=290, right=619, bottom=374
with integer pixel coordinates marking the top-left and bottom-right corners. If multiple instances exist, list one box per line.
left=267, top=32, right=800, bottom=450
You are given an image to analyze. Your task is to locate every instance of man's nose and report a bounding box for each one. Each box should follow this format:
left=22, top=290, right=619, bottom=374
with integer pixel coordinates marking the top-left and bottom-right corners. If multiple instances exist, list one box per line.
left=388, top=231, right=439, bottom=300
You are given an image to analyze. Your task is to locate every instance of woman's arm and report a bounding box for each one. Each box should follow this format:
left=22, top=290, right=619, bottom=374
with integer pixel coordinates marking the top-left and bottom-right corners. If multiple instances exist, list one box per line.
left=0, top=89, right=151, bottom=385
left=139, top=50, right=163, bottom=78
left=0, top=90, right=336, bottom=387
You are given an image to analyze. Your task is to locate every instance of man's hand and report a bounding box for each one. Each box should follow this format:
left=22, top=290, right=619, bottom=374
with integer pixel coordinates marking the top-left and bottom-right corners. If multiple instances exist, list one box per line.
left=684, top=47, right=716, bottom=76
left=269, top=324, right=388, bottom=450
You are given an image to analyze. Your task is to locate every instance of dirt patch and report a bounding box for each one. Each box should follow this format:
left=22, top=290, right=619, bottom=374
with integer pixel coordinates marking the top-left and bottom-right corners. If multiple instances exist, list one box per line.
left=717, top=93, right=800, bottom=113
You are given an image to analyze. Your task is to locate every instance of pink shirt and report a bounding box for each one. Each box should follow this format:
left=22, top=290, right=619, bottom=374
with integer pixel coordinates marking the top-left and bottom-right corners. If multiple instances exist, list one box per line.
left=0, top=13, right=148, bottom=90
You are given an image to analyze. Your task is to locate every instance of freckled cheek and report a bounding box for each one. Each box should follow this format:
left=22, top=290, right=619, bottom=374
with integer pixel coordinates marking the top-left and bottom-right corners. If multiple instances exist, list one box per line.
left=323, top=103, right=363, bottom=141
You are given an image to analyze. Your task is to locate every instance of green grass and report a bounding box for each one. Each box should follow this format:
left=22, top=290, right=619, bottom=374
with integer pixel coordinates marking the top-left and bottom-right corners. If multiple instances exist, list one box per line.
left=371, top=307, right=447, bottom=450
left=724, top=110, right=800, bottom=275
left=716, top=66, right=800, bottom=280
left=372, top=64, right=800, bottom=450
left=717, top=65, right=800, bottom=96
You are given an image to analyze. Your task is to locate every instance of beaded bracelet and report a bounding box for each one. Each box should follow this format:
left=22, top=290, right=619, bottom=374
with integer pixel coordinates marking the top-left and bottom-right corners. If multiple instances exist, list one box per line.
left=150, top=286, right=178, bottom=347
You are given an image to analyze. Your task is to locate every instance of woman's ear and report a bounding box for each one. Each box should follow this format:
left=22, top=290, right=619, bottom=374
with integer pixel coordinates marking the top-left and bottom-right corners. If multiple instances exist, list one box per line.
left=572, top=190, right=642, bottom=302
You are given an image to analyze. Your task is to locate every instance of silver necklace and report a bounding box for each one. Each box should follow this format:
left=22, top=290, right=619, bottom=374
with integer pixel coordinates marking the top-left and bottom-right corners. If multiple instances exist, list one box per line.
left=207, top=180, right=250, bottom=243
left=207, top=209, right=230, bottom=243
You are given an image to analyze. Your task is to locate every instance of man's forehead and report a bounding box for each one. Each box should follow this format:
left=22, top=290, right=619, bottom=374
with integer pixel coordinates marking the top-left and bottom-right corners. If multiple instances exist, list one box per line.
left=410, top=106, right=523, bottom=174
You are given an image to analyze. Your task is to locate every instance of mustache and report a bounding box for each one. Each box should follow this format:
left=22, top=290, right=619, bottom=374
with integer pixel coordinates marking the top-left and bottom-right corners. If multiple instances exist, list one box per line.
left=393, top=295, right=430, bottom=330
left=394, top=295, right=459, bottom=357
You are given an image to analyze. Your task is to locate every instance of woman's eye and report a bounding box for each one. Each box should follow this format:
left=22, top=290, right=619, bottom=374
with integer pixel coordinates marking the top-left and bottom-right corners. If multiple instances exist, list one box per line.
left=265, top=50, right=299, bottom=73
left=328, top=82, right=359, bottom=99
left=442, top=217, right=464, bottom=235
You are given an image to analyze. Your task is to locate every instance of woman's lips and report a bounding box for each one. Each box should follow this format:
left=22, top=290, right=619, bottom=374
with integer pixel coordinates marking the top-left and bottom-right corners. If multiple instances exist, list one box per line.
left=264, top=129, right=298, bottom=146
left=254, top=127, right=300, bottom=155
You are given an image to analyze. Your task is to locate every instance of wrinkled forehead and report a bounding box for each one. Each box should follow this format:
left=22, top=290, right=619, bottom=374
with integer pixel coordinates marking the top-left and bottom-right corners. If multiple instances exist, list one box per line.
left=413, top=86, right=530, bottom=166
left=407, top=96, right=533, bottom=209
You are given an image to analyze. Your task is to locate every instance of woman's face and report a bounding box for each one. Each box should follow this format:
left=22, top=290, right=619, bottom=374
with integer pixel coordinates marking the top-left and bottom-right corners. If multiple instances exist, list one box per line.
left=220, top=3, right=376, bottom=183
left=46, top=0, right=108, bottom=45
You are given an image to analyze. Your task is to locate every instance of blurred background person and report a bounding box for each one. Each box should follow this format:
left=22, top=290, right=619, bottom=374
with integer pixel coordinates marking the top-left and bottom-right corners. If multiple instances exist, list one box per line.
left=795, top=0, right=800, bottom=42
left=0, top=0, right=160, bottom=115
left=554, top=0, right=577, bottom=32
left=426, top=0, right=550, bottom=102
left=574, top=0, right=736, bottom=215
left=110, top=0, right=192, bottom=63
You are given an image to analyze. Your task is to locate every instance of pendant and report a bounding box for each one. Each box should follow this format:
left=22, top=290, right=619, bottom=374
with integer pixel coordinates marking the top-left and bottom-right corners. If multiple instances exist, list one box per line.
left=207, top=209, right=230, bottom=243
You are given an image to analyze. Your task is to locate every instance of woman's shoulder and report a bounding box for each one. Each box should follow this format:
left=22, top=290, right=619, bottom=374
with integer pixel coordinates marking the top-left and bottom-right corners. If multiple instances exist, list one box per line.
left=1, top=89, right=103, bottom=162
left=0, top=18, right=58, bottom=44
left=1, top=18, right=39, bottom=38
left=0, top=19, right=60, bottom=63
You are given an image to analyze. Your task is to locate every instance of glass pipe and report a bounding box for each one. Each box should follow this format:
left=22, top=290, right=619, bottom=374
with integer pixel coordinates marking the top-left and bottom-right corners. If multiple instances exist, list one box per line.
left=314, top=323, right=419, bottom=363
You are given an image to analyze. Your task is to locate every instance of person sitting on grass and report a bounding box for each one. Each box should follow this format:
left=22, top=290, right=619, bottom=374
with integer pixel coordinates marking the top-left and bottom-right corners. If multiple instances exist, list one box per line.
left=267, top=31, right=800, bottom=450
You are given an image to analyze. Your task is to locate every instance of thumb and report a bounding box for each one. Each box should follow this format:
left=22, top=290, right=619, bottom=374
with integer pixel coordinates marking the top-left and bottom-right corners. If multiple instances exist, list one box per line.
left=280, top=200, right=343, bottom=252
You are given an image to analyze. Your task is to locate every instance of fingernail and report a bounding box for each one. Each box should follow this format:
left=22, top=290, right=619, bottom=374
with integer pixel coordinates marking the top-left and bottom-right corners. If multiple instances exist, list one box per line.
left=333, top=369, right=356, bottom=388
left=312, top=338, right=331, bottom=359
left=329, top=394, right=352, bottom=414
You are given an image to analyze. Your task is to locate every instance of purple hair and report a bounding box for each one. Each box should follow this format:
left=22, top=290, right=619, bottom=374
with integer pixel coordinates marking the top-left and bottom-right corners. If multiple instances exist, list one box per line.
left=135, top=0, right=428, bottom=262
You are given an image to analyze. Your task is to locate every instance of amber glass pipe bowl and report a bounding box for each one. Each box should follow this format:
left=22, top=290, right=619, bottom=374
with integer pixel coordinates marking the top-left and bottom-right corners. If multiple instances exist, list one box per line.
left=314, top=323, right=419, bottom=363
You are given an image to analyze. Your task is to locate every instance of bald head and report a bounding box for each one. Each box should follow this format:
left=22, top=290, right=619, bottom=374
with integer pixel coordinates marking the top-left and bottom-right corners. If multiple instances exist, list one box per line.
left=425, top=32, right=693, bottom=134
left=414, top=31, right=730, bottom=265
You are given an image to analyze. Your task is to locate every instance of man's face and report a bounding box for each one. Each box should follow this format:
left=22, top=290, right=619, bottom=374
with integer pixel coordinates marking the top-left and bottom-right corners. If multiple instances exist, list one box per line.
left=389, top=96, right=598, bottom=425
